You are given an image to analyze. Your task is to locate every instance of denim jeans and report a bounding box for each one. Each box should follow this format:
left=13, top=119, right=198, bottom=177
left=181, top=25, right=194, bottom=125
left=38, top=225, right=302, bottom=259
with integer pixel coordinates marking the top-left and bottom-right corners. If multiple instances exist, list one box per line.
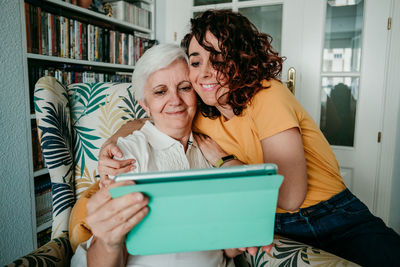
left=275, top=189, right=400, bottom=267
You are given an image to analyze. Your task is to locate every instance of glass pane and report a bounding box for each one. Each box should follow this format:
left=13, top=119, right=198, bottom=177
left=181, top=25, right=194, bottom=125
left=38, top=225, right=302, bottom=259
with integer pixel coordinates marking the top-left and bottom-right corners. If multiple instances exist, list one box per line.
left=193, top=11, right=203, bottom=18
left=322, top=0, right=364, bottom=72
left=239, top=5, right=283, bottom=54
left=320, top=77, right=358, bottom=146
left=194, top=0, right=231, bottom=6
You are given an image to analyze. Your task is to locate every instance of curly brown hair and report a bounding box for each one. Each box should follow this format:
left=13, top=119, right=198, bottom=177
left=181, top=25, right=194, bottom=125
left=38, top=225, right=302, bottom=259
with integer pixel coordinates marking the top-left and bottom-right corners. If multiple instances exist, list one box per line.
left=181, top=9, right=284, bottom=118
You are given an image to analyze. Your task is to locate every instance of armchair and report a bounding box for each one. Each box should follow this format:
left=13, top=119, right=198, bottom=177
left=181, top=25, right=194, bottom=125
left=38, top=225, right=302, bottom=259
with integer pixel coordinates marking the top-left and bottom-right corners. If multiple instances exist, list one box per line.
left=6, top=76, right=357, bottom=266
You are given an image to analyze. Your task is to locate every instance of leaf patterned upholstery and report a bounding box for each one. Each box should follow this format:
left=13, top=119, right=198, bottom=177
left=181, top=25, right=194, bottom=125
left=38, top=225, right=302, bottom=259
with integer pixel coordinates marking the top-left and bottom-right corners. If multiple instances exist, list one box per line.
left=6, top=76, right=357, bottom=266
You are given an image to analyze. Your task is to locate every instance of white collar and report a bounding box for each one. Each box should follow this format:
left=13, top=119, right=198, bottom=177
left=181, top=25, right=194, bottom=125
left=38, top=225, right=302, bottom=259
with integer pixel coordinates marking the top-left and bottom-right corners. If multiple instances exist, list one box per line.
left=141, top=121, right=196, bottom=150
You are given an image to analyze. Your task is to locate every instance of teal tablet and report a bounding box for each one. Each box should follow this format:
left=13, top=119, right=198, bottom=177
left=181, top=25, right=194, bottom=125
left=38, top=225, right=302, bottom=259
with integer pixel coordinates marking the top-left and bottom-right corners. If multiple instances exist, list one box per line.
left=109, top=164, right=283, bottom=256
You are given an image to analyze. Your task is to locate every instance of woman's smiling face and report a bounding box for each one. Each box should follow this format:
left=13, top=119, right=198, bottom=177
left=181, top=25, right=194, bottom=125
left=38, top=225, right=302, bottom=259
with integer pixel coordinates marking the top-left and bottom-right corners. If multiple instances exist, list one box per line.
left=188, top=31, right=229, bottom=107
left=140, top=59, right=197, bottom=136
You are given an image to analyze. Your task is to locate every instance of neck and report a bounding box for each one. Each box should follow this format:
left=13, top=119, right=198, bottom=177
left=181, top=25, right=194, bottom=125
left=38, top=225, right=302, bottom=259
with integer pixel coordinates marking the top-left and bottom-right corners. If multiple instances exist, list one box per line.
left=216, top=104, right=235, bottom=120
left=156, top=125, right=192, bottom=152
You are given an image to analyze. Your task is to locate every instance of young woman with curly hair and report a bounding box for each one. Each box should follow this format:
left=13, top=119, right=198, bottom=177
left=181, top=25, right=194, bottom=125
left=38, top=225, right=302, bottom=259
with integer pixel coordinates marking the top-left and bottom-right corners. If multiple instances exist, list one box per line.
left=84, top=9, right=400, bottom=266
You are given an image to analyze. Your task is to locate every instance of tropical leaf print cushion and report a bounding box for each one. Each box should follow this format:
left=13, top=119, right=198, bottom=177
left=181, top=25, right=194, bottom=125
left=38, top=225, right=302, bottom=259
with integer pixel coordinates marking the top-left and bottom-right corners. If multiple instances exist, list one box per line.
left=67, top=82, right=147, bottom=197
left=34, top=77, right=148, bottom=239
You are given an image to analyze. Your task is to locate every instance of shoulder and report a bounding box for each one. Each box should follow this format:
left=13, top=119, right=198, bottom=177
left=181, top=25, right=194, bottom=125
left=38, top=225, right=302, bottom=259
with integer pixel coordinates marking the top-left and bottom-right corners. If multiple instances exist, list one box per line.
left=193, top=112, right=219, bottom=134
left=117, top=128, right=148, bottom=147
left=251, top=79, right=293, bottom=106
left=246, top=79, right=297, bottom=114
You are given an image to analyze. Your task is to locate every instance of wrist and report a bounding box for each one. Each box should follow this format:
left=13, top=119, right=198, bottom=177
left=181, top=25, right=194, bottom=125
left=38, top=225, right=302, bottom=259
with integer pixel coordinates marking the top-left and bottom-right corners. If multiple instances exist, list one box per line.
left=216, top=155, right=238, bottom=168
left=95, top=236, right=125, bottom=253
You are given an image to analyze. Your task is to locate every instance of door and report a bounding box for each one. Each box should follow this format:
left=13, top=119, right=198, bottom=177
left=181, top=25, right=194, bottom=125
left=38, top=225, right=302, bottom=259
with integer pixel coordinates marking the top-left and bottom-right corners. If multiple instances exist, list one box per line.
left=285, top=0, right=391, bottom=212
left=190, top=0, right=391, bottom=213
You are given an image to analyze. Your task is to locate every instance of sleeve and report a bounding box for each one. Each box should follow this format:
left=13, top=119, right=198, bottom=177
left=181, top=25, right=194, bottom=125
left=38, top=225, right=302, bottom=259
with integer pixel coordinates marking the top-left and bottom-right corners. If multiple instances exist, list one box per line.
left=70, top=236, right=94, bottom=267
left=116, top=132, right=150, bottom=174
left=249, top=81, right=301, bottom=140
left=69, top=182, right=99, bottom=252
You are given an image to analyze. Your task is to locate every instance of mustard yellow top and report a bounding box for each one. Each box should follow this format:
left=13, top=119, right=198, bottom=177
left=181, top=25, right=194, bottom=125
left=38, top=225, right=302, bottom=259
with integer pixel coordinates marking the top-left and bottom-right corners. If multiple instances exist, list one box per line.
left=194, top=79, right=346, bottom=213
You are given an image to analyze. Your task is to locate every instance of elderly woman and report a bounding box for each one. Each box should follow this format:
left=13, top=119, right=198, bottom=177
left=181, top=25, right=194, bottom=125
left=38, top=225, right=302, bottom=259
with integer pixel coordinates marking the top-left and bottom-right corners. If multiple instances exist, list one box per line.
left=70, top=44, right=234, bottom=267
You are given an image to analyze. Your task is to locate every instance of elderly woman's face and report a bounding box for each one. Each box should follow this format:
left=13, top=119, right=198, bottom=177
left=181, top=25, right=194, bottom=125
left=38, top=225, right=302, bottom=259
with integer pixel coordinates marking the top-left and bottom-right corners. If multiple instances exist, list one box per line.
left=140, top=59, right=197, bottom=133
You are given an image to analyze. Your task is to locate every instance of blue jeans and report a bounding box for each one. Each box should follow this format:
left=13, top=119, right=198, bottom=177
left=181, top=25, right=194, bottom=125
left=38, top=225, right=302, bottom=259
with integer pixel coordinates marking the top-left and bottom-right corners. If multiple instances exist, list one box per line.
left=275, top=189, right=400, bottom=267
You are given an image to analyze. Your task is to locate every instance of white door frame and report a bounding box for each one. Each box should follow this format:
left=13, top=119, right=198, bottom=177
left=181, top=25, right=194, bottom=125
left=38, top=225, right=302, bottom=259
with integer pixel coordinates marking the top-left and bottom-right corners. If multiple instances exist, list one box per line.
left=375, top=0, right=400, bottom=230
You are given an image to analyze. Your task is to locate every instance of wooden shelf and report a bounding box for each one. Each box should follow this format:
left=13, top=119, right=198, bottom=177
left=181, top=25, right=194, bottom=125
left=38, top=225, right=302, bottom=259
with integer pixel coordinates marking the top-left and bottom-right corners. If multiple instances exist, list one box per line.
left=34, top=168, right=49, bottom=177
left=27, top=53, right=135, bottom=71
left=43, top=0, right=152, bottom=34
left=37, top=219, right=52, bottom=233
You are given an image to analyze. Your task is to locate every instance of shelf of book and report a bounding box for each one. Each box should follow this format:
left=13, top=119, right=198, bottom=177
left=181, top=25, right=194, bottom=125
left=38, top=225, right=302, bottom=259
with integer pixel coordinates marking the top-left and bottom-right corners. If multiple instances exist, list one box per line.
left=44, top=0, right=152, bottom=34
left=37, top=219, right=52, bottom=233
left=27, top=53, right=135, bottom=70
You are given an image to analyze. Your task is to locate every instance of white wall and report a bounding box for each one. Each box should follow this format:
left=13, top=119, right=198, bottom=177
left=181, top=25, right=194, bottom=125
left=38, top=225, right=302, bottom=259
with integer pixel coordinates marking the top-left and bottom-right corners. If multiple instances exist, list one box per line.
left=0, top=0, right=36, bottom=265
left=155, top=0, right=192, bottom=44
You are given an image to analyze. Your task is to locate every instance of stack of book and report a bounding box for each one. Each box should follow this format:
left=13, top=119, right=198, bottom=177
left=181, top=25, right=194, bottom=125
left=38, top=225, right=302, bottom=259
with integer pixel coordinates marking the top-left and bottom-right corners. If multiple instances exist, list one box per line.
left=35, top=174, right=52, bottom=229
left=25, top=2, right=153, bottom=65
left=107, top=0, right=152, bottom=29
left=31, top=120, right=46, bottom=171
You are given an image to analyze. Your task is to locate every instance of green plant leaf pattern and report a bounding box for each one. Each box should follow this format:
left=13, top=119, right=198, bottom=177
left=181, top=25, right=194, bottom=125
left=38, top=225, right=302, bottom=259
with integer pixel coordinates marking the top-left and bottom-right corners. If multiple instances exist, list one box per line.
left=68, top=83, right=108, bottom=125
left=73, top=125, right=100, bottom=177
left=118, top=85, right=148, bottom=120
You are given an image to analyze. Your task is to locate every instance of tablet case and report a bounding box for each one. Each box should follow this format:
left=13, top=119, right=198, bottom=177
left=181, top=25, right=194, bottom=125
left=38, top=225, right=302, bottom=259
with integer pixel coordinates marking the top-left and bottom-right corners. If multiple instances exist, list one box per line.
left=109, top=164, right=283, bottom=256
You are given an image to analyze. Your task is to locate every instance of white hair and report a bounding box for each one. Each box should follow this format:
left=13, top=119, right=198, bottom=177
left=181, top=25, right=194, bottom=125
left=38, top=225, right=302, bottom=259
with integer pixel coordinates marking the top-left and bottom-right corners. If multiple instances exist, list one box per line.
left=132, top=43, right=189, bottom=101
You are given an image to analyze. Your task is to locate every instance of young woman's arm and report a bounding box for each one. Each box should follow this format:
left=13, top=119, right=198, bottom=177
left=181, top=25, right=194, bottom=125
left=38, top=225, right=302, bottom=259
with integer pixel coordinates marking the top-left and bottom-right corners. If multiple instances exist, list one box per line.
left=261, top=127, right=308, bottom=211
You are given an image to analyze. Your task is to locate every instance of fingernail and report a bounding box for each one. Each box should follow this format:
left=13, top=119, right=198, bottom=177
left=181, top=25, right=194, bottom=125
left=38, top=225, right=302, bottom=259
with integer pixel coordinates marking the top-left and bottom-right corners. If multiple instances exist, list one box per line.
left=135, top=193, right=143, bottom=201
left=116, top=152, right=122, bottom=157
left=131, top=166, right=136, bottom=171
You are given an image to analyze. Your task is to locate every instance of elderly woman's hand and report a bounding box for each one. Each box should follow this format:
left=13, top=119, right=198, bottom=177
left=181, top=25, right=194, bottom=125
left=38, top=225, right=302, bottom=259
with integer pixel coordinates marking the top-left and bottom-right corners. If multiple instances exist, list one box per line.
left=86, top=180, right=149, bottom=251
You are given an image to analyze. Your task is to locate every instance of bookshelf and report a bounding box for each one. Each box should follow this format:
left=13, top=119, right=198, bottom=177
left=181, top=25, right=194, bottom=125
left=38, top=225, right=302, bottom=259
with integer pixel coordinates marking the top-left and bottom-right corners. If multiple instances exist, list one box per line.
left=22, top=0, right=155, bottom=247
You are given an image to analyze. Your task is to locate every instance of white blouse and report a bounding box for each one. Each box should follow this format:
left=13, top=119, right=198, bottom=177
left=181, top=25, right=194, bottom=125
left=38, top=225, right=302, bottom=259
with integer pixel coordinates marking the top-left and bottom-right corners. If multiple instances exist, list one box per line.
left=71, top=121, right=234, bottom=267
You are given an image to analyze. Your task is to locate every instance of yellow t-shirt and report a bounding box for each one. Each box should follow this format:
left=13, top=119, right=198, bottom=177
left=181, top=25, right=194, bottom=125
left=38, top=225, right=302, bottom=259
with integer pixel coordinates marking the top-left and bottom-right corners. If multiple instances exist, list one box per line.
left=194, top=79, right=346, bottom=213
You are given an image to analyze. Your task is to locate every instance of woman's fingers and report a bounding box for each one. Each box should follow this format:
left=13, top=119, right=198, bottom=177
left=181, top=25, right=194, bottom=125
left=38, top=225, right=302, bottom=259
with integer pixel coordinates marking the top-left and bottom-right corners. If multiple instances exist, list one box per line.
left=246, top=247, right=258, bottom=255
left=261, top=244, right=273, bottom=253
left=98, top=164, right=135, bottom=179
left=224, top=248, right=243, bottom=258
left=98, top=193, right=147, bottom=225
left=109, top=205, right=149, bottom=239
left=88, top=195, right=149, bottom=237
left=98, top=142, right=136, bottom=181
left=99, top=142, right=123, bottom=158
left=87, top=181, right=134, bottom=212
left=99, top=157, right=135, bottom=170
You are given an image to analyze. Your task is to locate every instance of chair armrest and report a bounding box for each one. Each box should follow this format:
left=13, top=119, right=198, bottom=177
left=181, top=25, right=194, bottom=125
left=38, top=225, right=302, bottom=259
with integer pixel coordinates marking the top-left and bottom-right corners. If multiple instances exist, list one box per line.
left=243, top=235, right=359, bottom=266
left=6, top=233, right=72, bottom=267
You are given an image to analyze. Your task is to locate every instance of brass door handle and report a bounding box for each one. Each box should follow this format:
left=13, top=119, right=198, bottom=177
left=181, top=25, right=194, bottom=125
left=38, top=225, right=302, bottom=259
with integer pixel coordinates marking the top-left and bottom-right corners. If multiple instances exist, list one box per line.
left=286, top=67, right=296, bottom=94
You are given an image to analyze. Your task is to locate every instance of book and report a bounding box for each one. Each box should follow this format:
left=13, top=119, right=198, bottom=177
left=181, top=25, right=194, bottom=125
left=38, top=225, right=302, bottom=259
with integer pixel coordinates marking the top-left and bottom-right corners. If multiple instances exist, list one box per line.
left=38, top=7, right=42, bottom=55
left=25, top=2, right=31, bottom=53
